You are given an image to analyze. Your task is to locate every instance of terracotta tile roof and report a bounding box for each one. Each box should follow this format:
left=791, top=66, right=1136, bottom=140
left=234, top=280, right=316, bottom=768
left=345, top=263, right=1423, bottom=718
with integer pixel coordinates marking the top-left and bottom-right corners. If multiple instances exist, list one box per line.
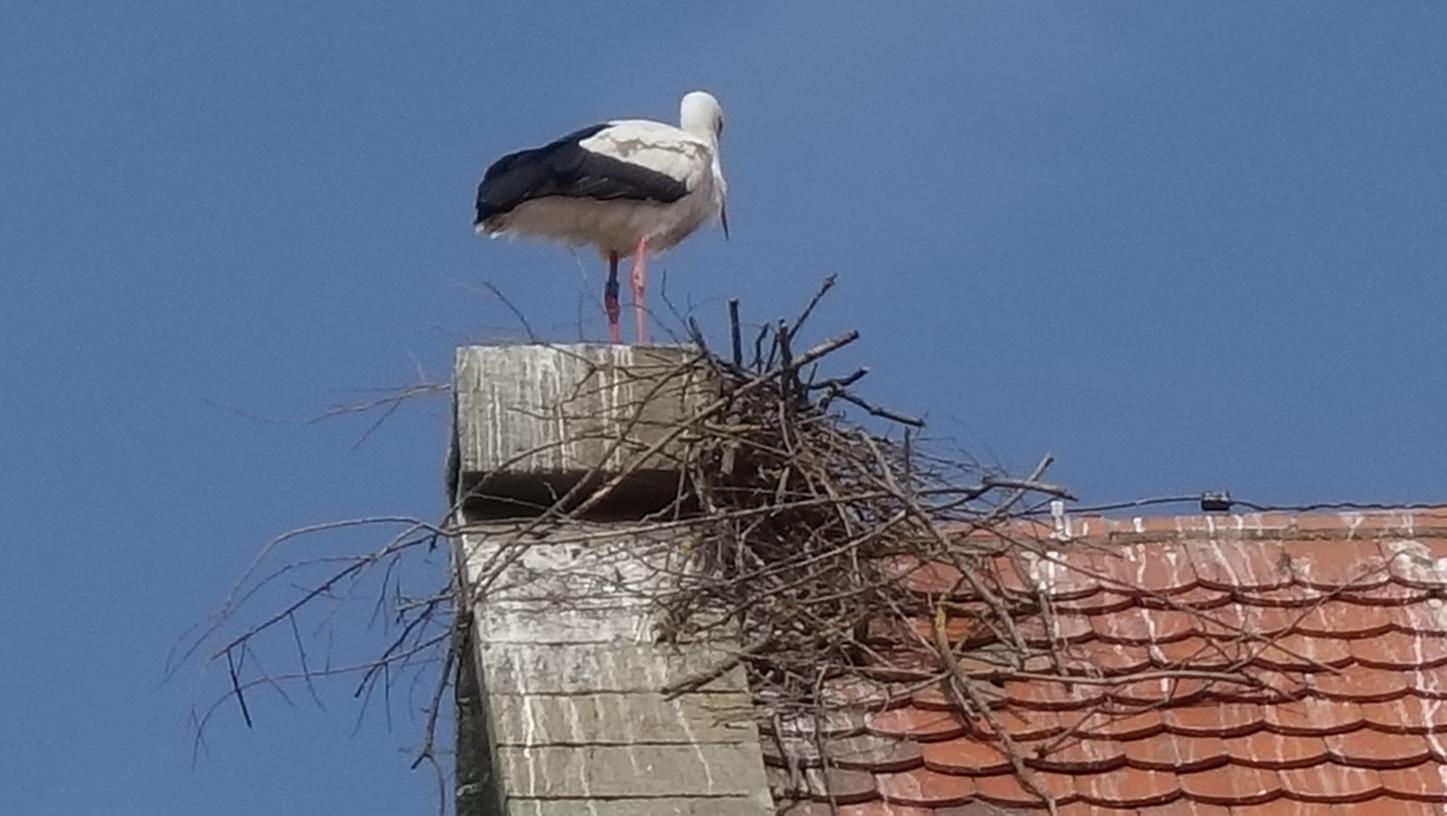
left=766, top=510, right=1447, bottom=814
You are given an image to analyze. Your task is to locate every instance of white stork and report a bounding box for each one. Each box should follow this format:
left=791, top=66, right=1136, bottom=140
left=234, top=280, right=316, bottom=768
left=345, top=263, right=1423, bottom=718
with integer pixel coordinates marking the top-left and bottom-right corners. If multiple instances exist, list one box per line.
left=475, top=91, right=729, bottom=344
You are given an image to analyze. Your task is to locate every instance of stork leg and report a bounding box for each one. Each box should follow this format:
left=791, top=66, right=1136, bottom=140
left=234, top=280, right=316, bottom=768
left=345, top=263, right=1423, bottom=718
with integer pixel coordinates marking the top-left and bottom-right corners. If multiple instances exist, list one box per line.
left=604, top=251, right=621, bottom=344
left=630, top=236, right=650, bottom=344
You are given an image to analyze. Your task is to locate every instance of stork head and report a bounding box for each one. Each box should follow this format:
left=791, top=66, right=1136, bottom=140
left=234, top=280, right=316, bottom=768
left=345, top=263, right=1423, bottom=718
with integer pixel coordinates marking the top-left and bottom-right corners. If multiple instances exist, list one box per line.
left=681, top=91, right=724, bottom=144
left=681, top=90, right=729, bottom=241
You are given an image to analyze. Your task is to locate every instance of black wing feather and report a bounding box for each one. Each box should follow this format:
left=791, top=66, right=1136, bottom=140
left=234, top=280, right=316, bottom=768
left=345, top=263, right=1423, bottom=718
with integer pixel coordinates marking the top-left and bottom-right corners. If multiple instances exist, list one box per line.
left=475, top=123, right=689, bottom=225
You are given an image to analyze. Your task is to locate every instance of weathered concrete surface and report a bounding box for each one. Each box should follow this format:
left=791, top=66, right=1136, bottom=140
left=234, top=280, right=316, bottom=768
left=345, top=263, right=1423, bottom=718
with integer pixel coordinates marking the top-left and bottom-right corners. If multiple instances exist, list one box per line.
left=463, top=529, right=770, bottom=814
left=499, top=744, right=767, bottom=798
left=480, top=641, right=748, bottom=695
left=489, top=691, right=756, bottom=746
left=477, top=602, right=656, bottom=645
left=464, top=537, right=685, bottom=603
left=453, top=344, right=771, bottom=816
left=454, top=344, right=709, bottom=516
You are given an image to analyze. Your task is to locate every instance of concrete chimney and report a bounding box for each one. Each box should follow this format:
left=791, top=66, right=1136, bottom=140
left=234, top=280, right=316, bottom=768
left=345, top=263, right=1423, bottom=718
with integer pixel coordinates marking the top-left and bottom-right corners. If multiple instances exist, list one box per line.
left=449, top=344, right=773, bottom=816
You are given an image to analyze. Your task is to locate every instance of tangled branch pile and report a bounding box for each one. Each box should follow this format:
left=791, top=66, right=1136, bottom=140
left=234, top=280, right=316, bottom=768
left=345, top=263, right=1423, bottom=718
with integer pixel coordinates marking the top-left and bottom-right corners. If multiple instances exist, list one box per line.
left=652, top=288, right=1077, bottom=709
left=464, top=279, right=1288, bottom=811
left=187, top=278, right=1296, bottom=813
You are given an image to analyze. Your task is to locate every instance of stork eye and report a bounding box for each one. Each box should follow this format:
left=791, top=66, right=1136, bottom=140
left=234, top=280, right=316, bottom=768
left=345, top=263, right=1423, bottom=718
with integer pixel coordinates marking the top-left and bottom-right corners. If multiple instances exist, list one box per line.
left=716, top=119, right=724, bottom=137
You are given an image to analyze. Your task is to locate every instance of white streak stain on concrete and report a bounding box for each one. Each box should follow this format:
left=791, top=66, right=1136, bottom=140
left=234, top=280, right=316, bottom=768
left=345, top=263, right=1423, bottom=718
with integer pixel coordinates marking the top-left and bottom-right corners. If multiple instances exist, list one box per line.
left=562, top=696, right=594, bottom=801
left=606, top=649, right=645, bottom=782
left=673, top=695, right=716, bottom=792
left=531, top=351, right=563, bottom=470
left=604, top=349, right=622, bottom=470
left=485, top=381, right=500, bottom=469
left=512, top=652, right=540, bottom=797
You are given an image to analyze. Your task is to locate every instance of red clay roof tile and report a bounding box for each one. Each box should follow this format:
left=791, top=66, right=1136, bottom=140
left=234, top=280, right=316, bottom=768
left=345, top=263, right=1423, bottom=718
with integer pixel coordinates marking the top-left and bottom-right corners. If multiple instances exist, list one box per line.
left=1091, top=606, right=1197, bottom=645
left=1377, top=763, right=1447, bottom=801
left=1393, top=600, right=1447, bottom=635
left=1277, top=764, right=1382, bottom=803
left=1341, top=580, right=1431, bottom=605
left=1384, top=540, right=1447, bottom=589
left=1122, top=733, right=1229, bottom=772
left=1309, top=666, right=1413, bottom=702
left=1262, top=696, right=1364, bottom=735
left=1072, top=639, right=1152, bottom=674
left=1138, top=583, right=1233, bottom=610
left=1215, top=670, right=1305, bottom=704
left=825, top=734, right=925, bottom=773
left=919, top=738, right=1013, bottom=776
left=866, top=707, right=966, bottom=742
left=974, top=707, right=1061, bottom=742
left=767, top=510, right=1447, bottom=815
left=875, top=768, right=977, bottom=808
left=1015, top=613, right=1096, bottom=647
left=1002, top=677, right=1107, bottom=710
left=970, top=766, right=1078, bottom=807
left=1056, top=590, right=1135, bottom=616
left=1295, top=601, right=1395, bottom=639
left=910, top=684, right=956, bottom=713
left=1187, top=537, right=1291, bottom=592
left=1135, top=802, right=1231, bottom=816
left=1279, top=538, right=1387, bottom=588
left=1150, top=635, right=1236, bottom=668
left=1255, top=633, right=1355, bottom=672
left=1178, top=763, right=1281, bottom=805
left=1223, top=731, right=1330, bottom=769
left=1014, top=549, right=1104, bottom=600
left=782, top=801, right=938, bottom=816
left=1111, top=674, right=1210, bottom=706
left=1026, top=736, right=1127, bottom=774
left=1162, top=702, right=1263, bottom=737
left=1199, top=601, right=1296, bottom=637
left=1361, top=697, right=1447, bottom=734
left=1099, top=541, right=1196, bottom=595
left=1242, top=584, right=1331, bottom=608
left=1326, top=729, right=1431, bottom=769
left=1075, top=707, right=1164, bottom=740
left=934, top=805, right=1038, bottom=816
left=1239, top=800, right=1361, bottom=816
left=1072, top=765, right=1179, bottom=808
left=768, top=765, right=879, bottom=804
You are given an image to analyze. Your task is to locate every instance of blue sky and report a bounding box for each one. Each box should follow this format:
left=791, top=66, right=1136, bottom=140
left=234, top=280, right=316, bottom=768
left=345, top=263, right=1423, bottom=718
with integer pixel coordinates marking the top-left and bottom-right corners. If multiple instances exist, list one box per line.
left=3, top=3, right=1446, bottom=813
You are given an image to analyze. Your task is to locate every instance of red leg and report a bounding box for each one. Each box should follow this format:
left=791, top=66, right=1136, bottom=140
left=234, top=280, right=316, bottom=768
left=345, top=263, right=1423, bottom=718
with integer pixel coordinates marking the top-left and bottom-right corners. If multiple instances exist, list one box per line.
left=604, top=251, right=621, bottom=344
left=630, top=237, right=649, bottom=344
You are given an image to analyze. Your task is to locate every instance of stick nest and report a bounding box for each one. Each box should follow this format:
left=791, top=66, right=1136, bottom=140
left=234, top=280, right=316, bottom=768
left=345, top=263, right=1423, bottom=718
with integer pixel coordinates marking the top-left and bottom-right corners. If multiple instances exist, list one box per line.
left=463, top=279, right=1296, bottom=812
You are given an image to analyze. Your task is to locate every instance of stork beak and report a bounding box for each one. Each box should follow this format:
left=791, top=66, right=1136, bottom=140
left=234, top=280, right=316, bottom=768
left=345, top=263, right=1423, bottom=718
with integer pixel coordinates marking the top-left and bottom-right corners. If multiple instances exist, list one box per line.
left=720, top=200, right=730, bottom=241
